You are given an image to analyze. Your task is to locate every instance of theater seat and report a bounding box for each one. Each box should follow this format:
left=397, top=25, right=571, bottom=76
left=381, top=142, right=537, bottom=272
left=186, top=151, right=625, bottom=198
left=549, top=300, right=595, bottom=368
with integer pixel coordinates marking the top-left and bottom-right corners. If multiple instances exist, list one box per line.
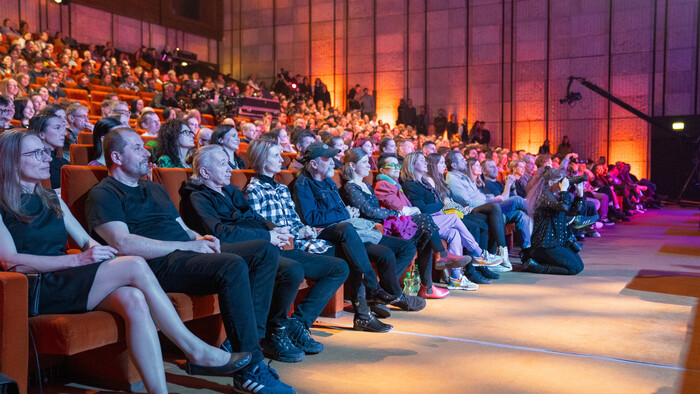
left=281, top=152, right=295, bottom=168
left=69, top=144, right=95, bottom=165
left=151, top=167, right=192, bottom=212
left=60, top=165, right=108, bottom=229
left=91, top=90, right=110, bottom=103
left=231, top=170, right=256, bottom=189
left=275, top=170, right=296, bottom=186
left=77, top=131, right=92, bottom=144
left=64, top=88, right=89, bottom=101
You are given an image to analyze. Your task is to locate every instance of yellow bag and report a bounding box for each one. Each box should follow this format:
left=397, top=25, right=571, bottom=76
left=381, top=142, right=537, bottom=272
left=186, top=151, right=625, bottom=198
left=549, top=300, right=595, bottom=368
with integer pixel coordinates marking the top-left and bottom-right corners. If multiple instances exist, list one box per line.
left=442, top=208, right=464, bottom=219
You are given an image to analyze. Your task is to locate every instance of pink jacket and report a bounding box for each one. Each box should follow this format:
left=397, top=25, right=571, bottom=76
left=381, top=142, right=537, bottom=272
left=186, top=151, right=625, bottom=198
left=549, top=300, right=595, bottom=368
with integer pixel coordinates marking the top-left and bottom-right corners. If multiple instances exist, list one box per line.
left=374, top=178, right=412, bottom=211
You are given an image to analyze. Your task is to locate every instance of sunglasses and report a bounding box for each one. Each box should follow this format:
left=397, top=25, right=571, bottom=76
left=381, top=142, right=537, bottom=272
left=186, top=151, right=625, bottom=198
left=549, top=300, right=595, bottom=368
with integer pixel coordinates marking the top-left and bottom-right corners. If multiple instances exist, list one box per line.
left=382, top=163, right=401, bottom=169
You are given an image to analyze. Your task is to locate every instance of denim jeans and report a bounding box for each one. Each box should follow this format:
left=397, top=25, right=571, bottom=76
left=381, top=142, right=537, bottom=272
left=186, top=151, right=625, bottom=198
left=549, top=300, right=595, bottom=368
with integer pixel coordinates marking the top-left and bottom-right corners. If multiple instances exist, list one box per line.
left=147, top=240, right=279, bottom=364
left=267, top=248, right=349, bottom=330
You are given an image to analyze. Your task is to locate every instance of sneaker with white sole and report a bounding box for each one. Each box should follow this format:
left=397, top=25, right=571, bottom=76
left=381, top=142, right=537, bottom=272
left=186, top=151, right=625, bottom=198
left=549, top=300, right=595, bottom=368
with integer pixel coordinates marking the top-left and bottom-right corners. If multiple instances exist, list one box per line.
left=472, top=251, right=502, bottom=267
left=447, top=276, right=479, bottom=291
left=233, top=361, right=295, bottom=394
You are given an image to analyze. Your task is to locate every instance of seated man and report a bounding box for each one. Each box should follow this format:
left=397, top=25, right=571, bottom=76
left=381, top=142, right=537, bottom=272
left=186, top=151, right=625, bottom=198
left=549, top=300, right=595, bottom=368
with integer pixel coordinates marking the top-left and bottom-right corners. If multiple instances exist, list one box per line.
left=180, top=144, right=348, bottom=359
left=290, top=143, right=425, bottom=315
left=240, top=122, right=260, bottom=144
left=445, top=151, right=533, bottom=265
left=64, top=103, right=93, bottom=161
left=86, top=127, right=294, bottom=393
left=288, top=129, right=316, bottom=171
left=44, top=69, right=66, bottom=100
left=138, top=110, right=160, bottom=137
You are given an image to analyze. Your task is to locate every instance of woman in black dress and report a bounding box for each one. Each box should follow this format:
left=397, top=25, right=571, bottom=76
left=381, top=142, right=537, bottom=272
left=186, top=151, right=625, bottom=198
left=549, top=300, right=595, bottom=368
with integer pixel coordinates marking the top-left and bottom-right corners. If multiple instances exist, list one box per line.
left=0, top=130, right=250, bottom=393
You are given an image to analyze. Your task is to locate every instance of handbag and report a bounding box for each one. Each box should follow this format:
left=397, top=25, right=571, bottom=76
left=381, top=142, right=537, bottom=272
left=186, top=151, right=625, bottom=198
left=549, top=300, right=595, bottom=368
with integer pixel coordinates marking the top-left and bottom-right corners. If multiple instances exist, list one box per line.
left=382, top=215, right=418, bottom=240
left=8, top=265, right=41, bottom=317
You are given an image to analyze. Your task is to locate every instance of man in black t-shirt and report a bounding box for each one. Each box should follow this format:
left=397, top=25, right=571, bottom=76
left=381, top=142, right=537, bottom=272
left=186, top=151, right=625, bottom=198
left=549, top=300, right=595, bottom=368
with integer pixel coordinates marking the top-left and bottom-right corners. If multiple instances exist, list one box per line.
left=85, top=127, right=295, bottom=393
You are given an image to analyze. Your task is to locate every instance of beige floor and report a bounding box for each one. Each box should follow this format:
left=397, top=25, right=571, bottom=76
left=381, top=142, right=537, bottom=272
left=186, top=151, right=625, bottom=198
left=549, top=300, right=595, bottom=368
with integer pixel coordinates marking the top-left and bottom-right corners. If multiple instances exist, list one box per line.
left=61, top=207, right=700, bottom=393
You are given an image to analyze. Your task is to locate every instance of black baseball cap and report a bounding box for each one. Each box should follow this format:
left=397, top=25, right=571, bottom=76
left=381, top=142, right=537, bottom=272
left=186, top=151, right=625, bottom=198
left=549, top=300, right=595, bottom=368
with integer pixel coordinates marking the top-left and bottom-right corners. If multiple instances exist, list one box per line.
left=303, top=142, right=340, bottom=162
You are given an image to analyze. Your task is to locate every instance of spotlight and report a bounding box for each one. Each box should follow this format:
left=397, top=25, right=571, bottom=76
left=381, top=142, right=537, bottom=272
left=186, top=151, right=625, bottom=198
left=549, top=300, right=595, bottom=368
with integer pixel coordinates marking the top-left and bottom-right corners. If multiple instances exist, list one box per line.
left=672, top=122, right=685, bottom=131
left=291, top=83, right=297, bottom=89
left=181, top=61, right=188, bottom=66
left=52, top=0, right=69, bottom=4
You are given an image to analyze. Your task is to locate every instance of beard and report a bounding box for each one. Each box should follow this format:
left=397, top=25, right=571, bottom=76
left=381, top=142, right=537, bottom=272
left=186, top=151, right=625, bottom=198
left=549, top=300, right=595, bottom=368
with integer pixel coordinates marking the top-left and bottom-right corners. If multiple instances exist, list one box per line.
left=325, top=166, right=335, bottom=178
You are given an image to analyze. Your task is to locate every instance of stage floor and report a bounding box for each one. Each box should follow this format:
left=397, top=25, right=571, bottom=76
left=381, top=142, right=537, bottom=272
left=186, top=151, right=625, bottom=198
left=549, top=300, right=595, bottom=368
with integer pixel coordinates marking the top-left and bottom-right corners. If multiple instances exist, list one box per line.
left=59, top=206, right=700, bottom=393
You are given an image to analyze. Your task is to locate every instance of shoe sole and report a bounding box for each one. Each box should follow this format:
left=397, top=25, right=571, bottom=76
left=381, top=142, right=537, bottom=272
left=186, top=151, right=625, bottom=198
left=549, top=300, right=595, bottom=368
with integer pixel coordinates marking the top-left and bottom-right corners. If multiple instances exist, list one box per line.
left=353, top=324, right=393, bottom=333
left=262, top=351, right=305, bottom=363
left=472, top=260, right=502, bottom=267
left=369, top=304, right=391, bottom=319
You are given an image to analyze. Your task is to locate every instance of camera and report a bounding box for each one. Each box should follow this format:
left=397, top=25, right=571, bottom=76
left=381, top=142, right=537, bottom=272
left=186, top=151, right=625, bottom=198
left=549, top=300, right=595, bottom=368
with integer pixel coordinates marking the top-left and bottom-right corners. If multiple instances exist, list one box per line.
left=568, top=175, right=587, bottom=185
left=567, top=240, right=583, bottom=253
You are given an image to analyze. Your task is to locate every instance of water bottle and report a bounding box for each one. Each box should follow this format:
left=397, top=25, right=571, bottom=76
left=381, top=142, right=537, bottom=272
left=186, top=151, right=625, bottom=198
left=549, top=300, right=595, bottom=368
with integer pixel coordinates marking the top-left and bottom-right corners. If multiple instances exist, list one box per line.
left=411, top=271, right=421, bottom=295
left=403, top=271, right=415, bottom=295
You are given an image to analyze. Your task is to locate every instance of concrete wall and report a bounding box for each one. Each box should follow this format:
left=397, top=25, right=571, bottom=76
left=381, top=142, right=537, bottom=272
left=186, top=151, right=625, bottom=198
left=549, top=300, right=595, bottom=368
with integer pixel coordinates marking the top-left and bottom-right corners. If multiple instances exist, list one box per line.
left=0, top=0, right=217, bottom=63
left=220, top=0, right=700, bottom=178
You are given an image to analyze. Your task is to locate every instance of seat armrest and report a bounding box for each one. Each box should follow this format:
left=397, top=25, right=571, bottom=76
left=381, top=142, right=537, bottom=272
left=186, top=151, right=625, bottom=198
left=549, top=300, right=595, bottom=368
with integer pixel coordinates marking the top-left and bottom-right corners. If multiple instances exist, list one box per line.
left=0, top=272, right=28, bottom=394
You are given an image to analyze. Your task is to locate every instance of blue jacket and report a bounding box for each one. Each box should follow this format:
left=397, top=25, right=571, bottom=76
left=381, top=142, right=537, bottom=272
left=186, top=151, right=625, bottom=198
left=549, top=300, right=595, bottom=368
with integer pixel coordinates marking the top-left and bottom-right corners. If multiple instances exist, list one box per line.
left=291, top=171, right=350, bottom=227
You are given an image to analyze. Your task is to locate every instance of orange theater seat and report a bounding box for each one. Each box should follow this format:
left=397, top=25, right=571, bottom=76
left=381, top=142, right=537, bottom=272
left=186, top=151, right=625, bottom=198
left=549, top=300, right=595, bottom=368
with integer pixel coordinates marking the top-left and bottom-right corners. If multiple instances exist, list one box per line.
left=36, top=76, right=47, bottom=85
left=153, top=108, right=164, bottom=121
left=65, top=87, right=89, bottom=101
left=281, top=152, right=295, bottom=168
left=89, top=101, right=102, bottom=116
left=116, top=88, right=137, bottom=96
left=202, top=113, right=215, bottom=126
left=138, top=91, right=155, bottom=102
left=77, top=131, right=93, bottom=145
left=69, top=144, right=95, bottom=165
left=63, top=81, right=78, bottom=88
left=88, top=84, right=114, bottom=93
left=119, top=94, right=139, bottom=103
left=91, top=90, right=110, bottom=103
left=230, top=170, right=256, bottom=189
left=60, top=165, right=109, bottom=229
left=151, top=167, right=192, bottom=212
left=275, top=170, right=296, bottom=186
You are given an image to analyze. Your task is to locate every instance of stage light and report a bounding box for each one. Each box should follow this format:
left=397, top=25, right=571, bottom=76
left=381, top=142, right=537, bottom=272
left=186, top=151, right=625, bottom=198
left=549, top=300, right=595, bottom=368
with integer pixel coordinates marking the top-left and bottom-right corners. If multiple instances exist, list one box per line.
left=181, top=61, right=188, bottom=66
left=672, top=122, right=685, bottom=130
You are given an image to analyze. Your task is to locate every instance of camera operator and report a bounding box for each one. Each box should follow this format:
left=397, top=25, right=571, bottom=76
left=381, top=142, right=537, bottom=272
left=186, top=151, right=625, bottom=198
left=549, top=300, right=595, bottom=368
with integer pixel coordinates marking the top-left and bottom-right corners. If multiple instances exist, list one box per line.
left=523, top=167, right=585, bottom=275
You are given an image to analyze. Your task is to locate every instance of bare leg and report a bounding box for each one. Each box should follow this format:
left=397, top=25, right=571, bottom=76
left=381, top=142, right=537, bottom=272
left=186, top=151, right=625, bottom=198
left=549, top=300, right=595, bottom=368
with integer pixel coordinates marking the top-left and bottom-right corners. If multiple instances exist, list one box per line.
left=87, top=257, right=231, bottom=368
left=95, top=287, right=167, bottom=394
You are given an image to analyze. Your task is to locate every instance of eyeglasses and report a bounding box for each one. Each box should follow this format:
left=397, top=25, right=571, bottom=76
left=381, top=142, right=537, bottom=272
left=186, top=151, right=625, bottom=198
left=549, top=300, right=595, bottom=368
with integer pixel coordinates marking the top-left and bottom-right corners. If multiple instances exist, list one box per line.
left=382, top=163, right=401, bottom=169
left=112, top=110, right=130, bottom=116
left=180, top=130, right=195, bottom=137
left=21, top=148, right=52, bottom=161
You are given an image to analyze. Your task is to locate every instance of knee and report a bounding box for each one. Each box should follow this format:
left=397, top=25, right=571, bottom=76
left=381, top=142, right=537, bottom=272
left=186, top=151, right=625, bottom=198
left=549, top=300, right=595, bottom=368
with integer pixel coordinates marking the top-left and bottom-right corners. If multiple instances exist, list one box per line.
left=279, top=260, right=304, bottom=284
left=218, top=256, right=249, bottom=283
left=330, top=258, right=350, bottom=280
left=119, top=256, right=154, bottom=281
left=114, top=287, right=149, bottom=317
left=258, top=240, right=281, bottom=260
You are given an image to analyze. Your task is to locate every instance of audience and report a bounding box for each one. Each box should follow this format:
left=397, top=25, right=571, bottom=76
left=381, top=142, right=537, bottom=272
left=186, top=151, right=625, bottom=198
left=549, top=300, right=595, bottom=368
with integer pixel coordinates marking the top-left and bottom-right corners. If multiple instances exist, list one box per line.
left=0, top=21, right=661, bottom=393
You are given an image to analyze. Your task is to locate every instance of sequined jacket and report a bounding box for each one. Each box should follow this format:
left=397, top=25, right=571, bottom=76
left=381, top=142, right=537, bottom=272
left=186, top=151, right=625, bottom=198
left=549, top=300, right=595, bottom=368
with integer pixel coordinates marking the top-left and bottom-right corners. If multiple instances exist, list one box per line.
left=531, top=190, right=584, bottom=249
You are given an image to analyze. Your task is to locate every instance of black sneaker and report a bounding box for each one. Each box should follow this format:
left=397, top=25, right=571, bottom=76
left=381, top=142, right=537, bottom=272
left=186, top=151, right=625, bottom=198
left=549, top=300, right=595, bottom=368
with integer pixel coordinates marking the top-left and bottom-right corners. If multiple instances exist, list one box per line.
left=353, top=314, right=393, bottom=333
left=284, top=318, right=323, bottom=355
left=476, top=266, right=500, bottom=280
left=390, top=293, right=426, bottom=312
left=467, top=270, right=492, bottom=284
left=366, top=287, right=397, bottom=305
left=234, top=361, right=296, bottom=394
left=261, top=326, right=305, bottom=363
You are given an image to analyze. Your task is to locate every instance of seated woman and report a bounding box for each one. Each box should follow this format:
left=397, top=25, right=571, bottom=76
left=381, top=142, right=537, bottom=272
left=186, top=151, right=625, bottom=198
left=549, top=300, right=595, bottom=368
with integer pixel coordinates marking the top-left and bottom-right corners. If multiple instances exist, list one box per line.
left=12, top=96, right=34, bottom=128
left=0, top=130, right=251, bottom=394
left=352, top=137, right=377, bottom=170
left=524, top=167, right=585, bottom=275
left=130, top=98, right=144, bottom=120
left=400, top=152, right=503, bottom=284
left=210, top=124, right=246, bottom=169
left=88, top=116, right=122, bottom=166
left=155, top=119, right=195, bottom=168
left=28, top=111, right=68, bottom=190
left=342, top=149, right=474, bottom=297
left=180, top=144, right=348, bottom=358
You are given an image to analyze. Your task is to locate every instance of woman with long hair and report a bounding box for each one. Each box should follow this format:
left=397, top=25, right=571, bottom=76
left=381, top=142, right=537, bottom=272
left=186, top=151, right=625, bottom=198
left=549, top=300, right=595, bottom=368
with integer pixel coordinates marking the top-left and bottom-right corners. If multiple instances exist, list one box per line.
left=155, top=119, right=195, bottom=168
left=400, top=152, right=502, bottom=285
left=28, top=112, right=68, bottom=190
left=353, top=137, right=378, bottom=170
left=88, top=116, right=122, bottom=166
left=12, top=96, right=34, bottom=128
left=14, top=72, right=30, bottom=96
left=0, top=130, right=251, bottom=394
left=0, top=77, right=20, bottom=99
left=524, top=166, right=585, bottom=275
left=210, top=124, right=246, bottom=169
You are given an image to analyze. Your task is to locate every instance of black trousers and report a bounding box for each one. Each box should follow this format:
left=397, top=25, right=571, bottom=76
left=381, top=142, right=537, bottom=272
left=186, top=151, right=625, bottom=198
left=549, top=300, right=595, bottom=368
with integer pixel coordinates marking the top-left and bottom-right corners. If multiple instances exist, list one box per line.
left=147, top=240, right=278, bottom=364
left=365, top=235, right=417, bottom=296
left=471, top=202, right=506, bottom=248
left=530, top=246, right=584, bottom=275
left=267, top=248, right=349, bottom=330
left=462, top=212, right=489, bottom=252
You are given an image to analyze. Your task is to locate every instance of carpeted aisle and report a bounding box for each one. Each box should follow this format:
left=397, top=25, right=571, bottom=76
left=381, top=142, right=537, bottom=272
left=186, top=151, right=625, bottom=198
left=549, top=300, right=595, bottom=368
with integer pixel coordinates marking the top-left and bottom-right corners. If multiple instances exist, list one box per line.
left=60, top=207, right=700, bottom=393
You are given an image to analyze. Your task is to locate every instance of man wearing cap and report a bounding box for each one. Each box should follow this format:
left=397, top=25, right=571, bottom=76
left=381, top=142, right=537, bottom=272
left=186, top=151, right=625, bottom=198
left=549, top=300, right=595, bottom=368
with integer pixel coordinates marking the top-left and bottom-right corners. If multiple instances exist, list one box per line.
left=290, top=142, right=425, bottom=332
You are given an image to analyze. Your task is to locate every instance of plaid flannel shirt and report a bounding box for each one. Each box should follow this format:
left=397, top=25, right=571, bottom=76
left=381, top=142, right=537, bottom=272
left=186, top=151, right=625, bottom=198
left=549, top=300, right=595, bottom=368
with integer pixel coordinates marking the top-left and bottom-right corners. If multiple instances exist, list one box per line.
left=244, top=176, right=331, bottom=254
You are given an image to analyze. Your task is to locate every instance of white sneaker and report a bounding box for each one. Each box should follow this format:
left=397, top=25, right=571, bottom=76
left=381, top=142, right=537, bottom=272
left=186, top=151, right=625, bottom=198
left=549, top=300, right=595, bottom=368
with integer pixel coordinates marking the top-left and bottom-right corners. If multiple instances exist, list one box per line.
left=489, top=246, right=513, bottom=272
left=473, top=251, right=502, bottom=267
left=594, top=222, right=603, bottom=229
left=447, top=275, right=479, bottom=291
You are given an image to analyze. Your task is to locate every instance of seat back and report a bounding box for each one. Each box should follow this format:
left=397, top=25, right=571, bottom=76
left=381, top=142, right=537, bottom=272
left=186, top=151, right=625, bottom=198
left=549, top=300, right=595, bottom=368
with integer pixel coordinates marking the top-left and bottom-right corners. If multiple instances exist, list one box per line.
left=151, top=167, right=192, bottom=213
left=275, top=170, right=296, bottom=187
left=281, top=152, right=295, bottom=168
left=230, top=170, right=256, bottom=189
left=77, top=131, right=92, bottom=145
left=70, top=144, right=95, bottom=165
left=60, top=165, right=109, bottom=230
left=64, top=88, right=89, bottom=101
left=90, top=90, right=110, bottom=103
